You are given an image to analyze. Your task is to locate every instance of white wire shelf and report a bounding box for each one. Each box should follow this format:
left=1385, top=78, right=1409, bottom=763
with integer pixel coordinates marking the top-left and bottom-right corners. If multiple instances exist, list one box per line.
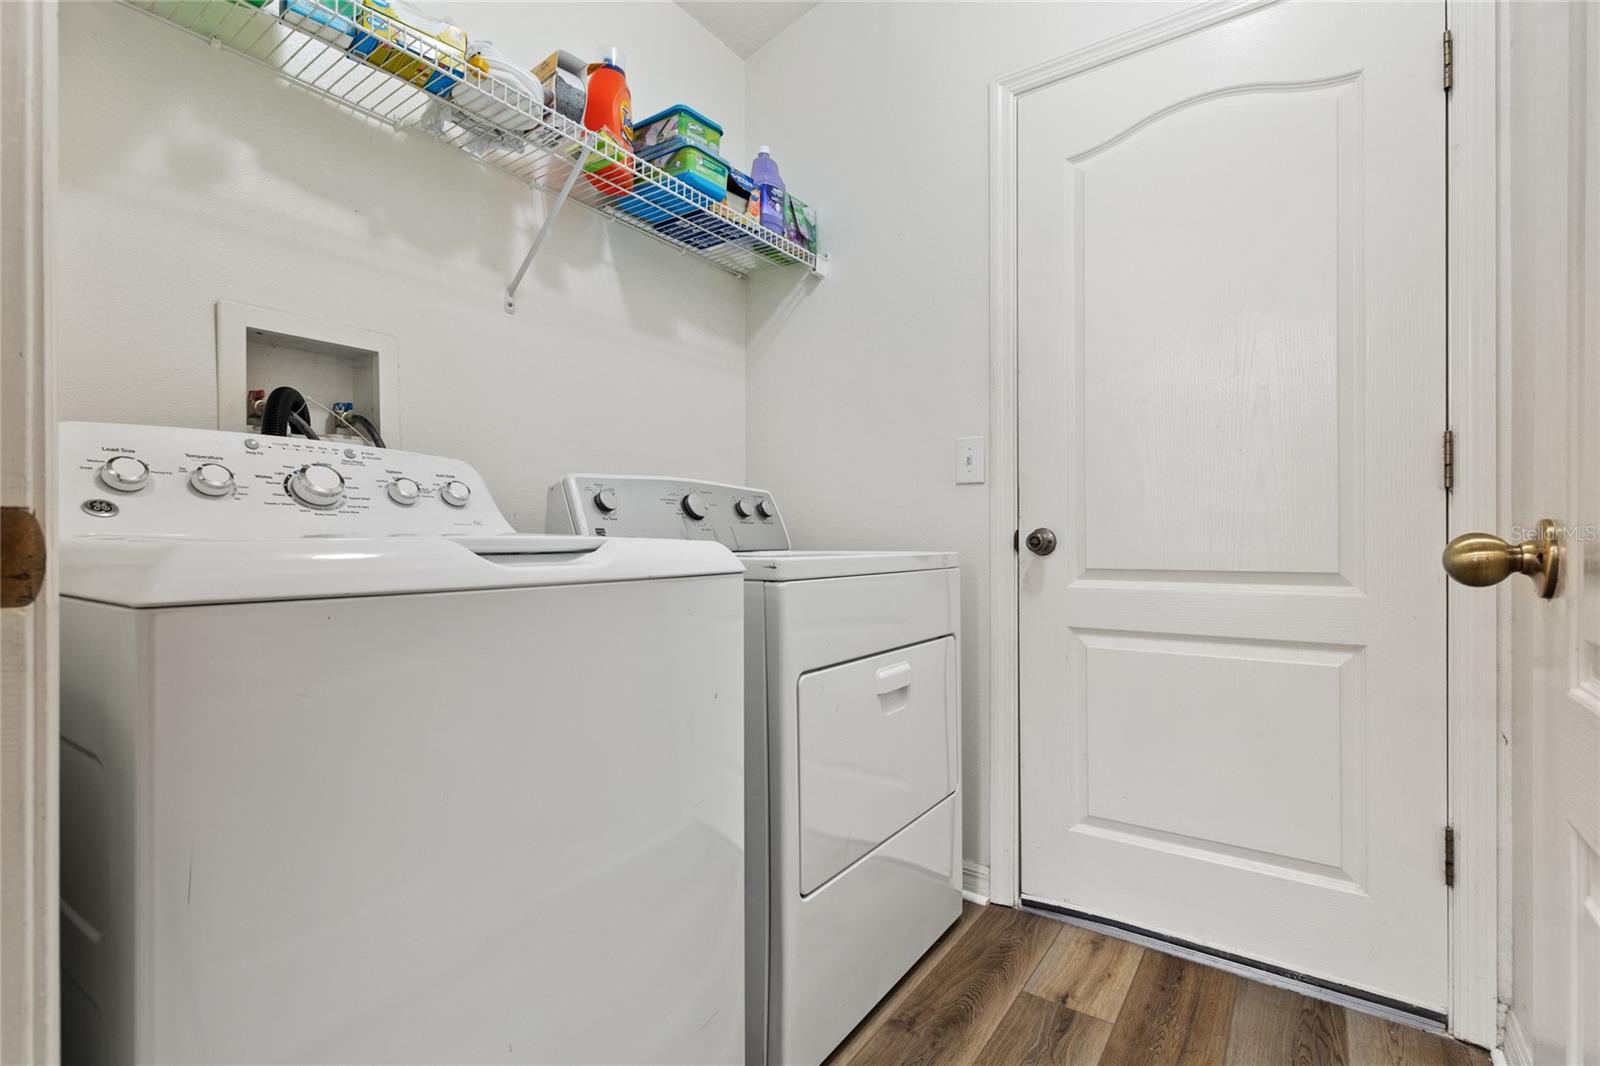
left=116, top=0, right=825, bottom=306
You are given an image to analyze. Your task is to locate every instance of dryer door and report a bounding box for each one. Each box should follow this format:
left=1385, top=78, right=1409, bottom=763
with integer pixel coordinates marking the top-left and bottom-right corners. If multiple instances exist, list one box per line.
left=797, top=636, right=957, bottom=895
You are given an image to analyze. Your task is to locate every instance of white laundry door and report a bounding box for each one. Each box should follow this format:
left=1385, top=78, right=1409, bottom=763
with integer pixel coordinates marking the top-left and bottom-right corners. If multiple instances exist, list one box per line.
left=1016, top=1, right=1448, bottom=1010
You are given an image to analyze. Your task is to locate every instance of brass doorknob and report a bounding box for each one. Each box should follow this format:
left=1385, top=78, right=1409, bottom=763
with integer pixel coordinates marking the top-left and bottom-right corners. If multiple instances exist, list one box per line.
left=1442, top=518, right=1561, bottom=599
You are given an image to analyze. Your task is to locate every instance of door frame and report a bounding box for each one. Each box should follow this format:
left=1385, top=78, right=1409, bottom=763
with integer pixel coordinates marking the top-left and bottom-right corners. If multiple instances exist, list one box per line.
left=984, top=0, right=1499, bottom=1045
left=0, top=0, right=60, bottom=1060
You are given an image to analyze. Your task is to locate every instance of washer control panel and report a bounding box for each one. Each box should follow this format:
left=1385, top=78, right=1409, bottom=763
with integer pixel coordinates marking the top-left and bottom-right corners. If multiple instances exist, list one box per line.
left=547, top=475, right=790, bottom=551
left=61, top=422, right=512, bottom=539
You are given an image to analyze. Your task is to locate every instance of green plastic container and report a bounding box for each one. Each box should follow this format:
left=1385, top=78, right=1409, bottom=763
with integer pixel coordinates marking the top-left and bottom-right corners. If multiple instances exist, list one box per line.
left=633, top=105, right=723, bottom=156
left=648, top=144, right=730, bottom=202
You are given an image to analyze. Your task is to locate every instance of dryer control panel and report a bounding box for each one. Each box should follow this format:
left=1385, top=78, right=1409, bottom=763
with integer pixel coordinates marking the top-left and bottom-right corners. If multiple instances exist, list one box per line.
left=547, top=474, right=791, bottom=551
left=60, top=422, right=513, bottom=539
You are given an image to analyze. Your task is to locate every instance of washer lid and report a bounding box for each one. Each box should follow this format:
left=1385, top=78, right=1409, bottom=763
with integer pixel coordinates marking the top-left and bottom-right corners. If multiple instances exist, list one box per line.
left=61, top=534, right=740, bottom=607
left=737, top=549, right=957, bottom=581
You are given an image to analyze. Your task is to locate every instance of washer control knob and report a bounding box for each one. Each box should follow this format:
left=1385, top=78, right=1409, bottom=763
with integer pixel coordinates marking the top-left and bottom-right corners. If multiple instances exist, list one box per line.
left=755, top=497, right=775, bottom=519
left=287, top=463, right=345, bottom=508
left=734, top=497, right=756, bottom=518
left=681, top=491, right=709, bottom=520
left=99, top=455, right=150, bottom=493
left=188, top=463, right=235, bottom=497
left=594, top=487, right=620, bottom=513
left=386, top=477, right=420, bottom=506
left=440, top=480, right=472, bottom=508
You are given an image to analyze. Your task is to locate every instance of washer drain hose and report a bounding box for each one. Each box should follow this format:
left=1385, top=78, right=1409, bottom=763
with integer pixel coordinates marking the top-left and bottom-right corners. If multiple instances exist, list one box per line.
left=261, top=386, right=316, bottom=439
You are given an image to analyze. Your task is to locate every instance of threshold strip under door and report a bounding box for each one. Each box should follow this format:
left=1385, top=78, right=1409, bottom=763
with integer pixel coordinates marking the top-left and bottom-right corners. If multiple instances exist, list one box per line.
left=1020, top=898, right=1448, bottom=1034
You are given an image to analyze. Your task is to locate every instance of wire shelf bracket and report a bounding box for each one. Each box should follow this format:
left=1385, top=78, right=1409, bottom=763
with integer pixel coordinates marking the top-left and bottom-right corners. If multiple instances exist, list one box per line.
left=505, top=144, right=590, bottom=314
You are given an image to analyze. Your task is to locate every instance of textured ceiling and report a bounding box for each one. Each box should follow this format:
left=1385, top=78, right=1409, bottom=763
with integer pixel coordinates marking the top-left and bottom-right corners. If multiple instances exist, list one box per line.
left=675, top=1, right=820, bottom=58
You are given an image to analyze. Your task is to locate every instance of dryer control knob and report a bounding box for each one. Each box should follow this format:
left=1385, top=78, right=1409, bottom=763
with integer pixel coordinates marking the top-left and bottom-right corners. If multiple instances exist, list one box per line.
left=755, top=497, right=775, bottom=519
left=99, top=455, right=150, bottom=493
left=681, top=491, right=709, bottom=520
left=288, top=463, right=345, bottom=508
left=386, top=477, right=420, bottom=506
left=440, top=480, right=472, bottom=508
left=189, top=463, right=235, bottom=497
left=594, top=487, right=620, bottom=513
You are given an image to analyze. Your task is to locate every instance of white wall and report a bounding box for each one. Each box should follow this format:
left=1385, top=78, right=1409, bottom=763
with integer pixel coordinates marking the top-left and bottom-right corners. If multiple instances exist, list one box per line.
left=744, top=2, right=1187, bottom=872
left=57, top=1, right=748, bottom=531
left=58, top=0, right=1204, bottom=878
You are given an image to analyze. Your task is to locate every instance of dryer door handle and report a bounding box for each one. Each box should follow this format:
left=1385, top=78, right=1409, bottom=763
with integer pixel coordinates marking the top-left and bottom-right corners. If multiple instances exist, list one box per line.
left=875, top=661, right=912, bottom=695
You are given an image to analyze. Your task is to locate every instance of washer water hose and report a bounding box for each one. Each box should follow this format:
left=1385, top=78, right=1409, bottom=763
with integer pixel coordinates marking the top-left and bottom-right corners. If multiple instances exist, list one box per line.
left=260, top=387, right=319, bottom=440
left=346, top=413, right=385, bottom=448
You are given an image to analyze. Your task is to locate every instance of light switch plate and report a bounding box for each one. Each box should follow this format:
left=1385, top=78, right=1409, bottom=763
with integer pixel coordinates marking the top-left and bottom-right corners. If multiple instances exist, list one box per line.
left=956, top=436, right=985, bottom=484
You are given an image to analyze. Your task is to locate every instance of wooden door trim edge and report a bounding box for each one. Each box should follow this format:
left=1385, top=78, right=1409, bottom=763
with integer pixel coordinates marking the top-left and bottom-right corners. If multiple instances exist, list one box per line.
left=984, top=0, right=1501, bottom=1047
left=1442, top=0, right=1501, bottom=1049
left=0, top=0, right=61, bottom=1060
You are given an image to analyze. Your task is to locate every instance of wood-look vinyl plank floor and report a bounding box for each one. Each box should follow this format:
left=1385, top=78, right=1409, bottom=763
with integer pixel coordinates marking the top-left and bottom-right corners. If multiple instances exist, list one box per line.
left=1025, top=925, right=1146, bottom=1024
left=977, top=994, right=1113, bottom=1066
left=842, top=904, right=1060, bottom=1066
left=826, top=902, right=987, bottom=1066
left=1097, top=948, right=1237, bottom=1066
left=828, top=905, right=1490, bottom=1066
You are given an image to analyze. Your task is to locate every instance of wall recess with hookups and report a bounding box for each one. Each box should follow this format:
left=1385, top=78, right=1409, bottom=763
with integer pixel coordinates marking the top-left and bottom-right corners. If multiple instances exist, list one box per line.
left=215, top=301, right=400, bottom=446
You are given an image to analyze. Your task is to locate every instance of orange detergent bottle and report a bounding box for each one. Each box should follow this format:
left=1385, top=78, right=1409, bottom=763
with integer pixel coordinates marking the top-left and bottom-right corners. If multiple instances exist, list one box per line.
left=582, top=46, right=633, bottom=196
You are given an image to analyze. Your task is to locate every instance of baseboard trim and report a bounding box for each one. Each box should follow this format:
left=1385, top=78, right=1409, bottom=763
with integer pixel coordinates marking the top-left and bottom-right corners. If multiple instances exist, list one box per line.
left=961, top=860, right=990, bottom=905
left=1499, top=1009, right=1532, bottom=1066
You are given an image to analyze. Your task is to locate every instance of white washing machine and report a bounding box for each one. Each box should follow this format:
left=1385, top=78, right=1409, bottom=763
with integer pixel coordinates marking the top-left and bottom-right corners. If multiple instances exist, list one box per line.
left=547, top=476, right=961, bottom=1066
left=58, top=424, right=746, bottom=1065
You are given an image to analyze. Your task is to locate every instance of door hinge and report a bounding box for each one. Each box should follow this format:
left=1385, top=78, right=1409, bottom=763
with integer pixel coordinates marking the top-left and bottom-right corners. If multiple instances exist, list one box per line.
left=1443, top=29, right=1454, bottom=91
left=1442, top=429, right=1455, bottom=491
left=1444, top=825, right=1456, bottom=887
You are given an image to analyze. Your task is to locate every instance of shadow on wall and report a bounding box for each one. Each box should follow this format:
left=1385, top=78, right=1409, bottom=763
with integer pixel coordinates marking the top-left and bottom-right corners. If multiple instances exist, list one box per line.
left=62, top=1, right=746, bottom=360
left=746, top=265, right=824, bottom=360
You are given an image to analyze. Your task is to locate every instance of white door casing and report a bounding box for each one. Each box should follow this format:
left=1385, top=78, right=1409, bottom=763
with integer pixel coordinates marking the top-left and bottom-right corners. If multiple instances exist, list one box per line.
left=1504, top=2, right=1600, bottom=1061
left=1015, top=0, right=1448, bottom=1012
left=0, top=1, right=60, bottom=1061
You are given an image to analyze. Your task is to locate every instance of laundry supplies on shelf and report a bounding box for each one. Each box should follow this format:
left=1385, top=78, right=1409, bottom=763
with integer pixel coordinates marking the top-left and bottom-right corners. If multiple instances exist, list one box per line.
left=410, top=11, right=468, bottom=96
left=750, top=145, right=787, bottom=234
left=653, top=206, right=749, bottom=251
left=643, top=143, right=729, bottom=201
left=451, top=42, right=548, bottom=134
left=580, top=46, right=634, bottom=196
left=278, top=0, right=357, bottom=47
left=618, top=145, right=727, bottom=226
left=346, top=1, right=469, bottom=94
left=351, top=1, right=426, bottom=82
left=617, top=135, right=732, bottom=236
left=726, top=167, right=756, bottom=217
left=633, top=105, right=723, bottom=157
left=785, top=194, right=817, bottom=254
left=118, top=0, right=823, bottom=280
left=534, top=49, right=587, bottom=125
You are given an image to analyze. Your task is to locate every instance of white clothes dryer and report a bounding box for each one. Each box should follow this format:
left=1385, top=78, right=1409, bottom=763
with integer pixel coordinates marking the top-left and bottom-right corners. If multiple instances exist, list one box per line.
left=548, top=475, right=961, bottom=1066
